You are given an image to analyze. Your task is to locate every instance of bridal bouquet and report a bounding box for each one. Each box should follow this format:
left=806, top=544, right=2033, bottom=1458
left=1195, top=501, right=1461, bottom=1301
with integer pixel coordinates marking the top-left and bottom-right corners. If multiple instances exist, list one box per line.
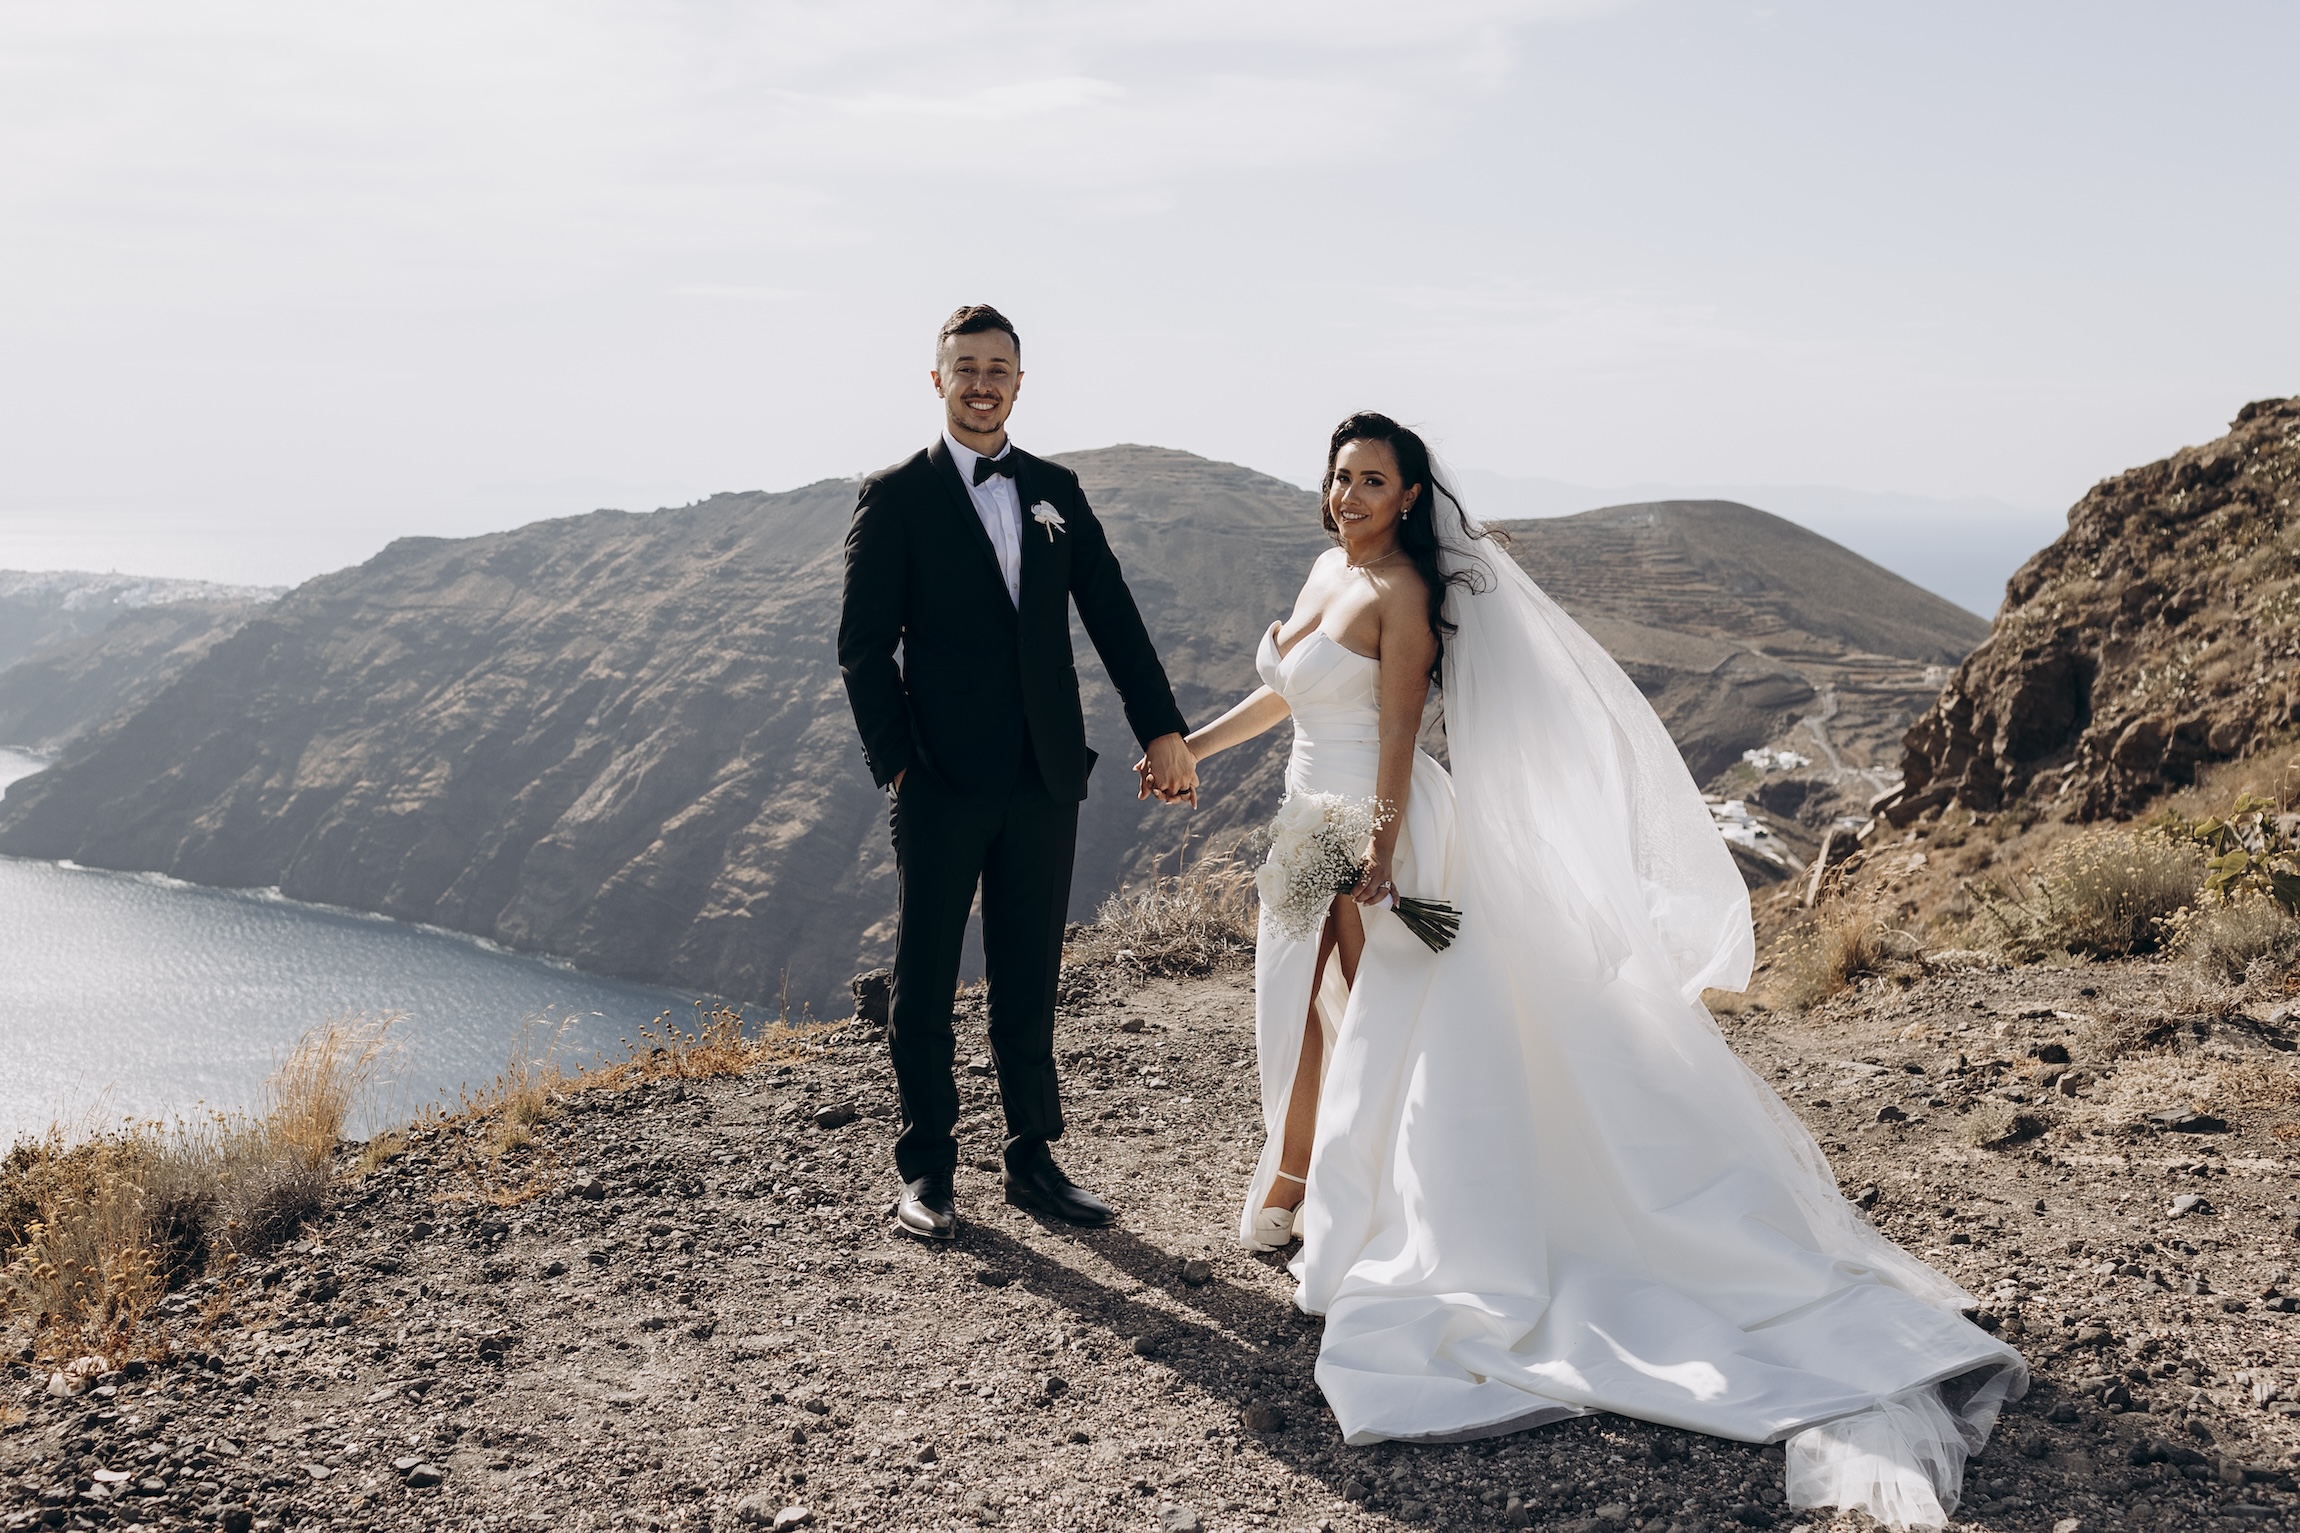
left=1255, top=792, right=1462, bottom=952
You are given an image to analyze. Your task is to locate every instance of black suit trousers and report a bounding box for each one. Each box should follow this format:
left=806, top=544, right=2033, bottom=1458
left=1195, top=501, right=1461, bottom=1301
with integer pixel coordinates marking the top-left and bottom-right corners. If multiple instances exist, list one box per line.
left=886, top=750, right=1076, bottom=1182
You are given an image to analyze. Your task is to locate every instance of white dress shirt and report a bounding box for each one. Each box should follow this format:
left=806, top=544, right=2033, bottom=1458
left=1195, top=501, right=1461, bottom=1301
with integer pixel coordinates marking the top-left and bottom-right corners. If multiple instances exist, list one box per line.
left=943, top=430, right=1023, bottom=607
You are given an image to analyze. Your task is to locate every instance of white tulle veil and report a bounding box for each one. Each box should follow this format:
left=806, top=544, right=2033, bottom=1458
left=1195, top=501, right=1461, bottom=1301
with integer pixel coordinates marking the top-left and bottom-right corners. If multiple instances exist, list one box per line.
left=1378, top=460, right=2024, bottom=1528
left=1423, top=471, right=1754, bottom=1004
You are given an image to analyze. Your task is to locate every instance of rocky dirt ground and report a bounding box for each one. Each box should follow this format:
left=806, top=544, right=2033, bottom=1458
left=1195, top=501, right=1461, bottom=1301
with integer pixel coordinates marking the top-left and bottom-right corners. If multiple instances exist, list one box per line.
left=5, top=955, right=2299, bottom=1533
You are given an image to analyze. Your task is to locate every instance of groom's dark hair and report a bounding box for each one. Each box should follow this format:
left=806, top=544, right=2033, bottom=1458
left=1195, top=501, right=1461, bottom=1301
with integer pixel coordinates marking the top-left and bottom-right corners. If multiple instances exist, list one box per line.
left=937, top=304, right=1020, bottom=359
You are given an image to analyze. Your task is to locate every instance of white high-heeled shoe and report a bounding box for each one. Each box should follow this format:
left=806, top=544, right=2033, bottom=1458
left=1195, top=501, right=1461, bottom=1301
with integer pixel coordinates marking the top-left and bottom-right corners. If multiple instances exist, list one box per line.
left=1248, top=1171, right=1306, bottom=1250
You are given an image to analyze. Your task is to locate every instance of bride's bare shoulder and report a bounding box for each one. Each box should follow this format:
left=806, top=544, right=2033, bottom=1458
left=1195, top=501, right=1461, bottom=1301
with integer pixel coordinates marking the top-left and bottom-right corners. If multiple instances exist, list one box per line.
left=1379, top=558, right=1432, bottom=606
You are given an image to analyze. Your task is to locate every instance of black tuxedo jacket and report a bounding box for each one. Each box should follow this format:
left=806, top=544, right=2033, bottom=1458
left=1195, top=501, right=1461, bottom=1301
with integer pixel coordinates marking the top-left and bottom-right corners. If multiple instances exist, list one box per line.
left=837, top=439, right=1187, bottom=802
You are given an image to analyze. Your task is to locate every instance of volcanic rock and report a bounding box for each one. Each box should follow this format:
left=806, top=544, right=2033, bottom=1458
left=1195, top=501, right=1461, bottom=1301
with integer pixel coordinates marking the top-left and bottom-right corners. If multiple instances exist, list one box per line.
left=1889, top=397, right=2300, bottom=823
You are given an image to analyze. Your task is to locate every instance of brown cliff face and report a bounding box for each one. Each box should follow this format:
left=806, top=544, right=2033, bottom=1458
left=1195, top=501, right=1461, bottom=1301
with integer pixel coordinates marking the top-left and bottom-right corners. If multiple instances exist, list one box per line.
left=1891, top=399, right=2300, bottom=825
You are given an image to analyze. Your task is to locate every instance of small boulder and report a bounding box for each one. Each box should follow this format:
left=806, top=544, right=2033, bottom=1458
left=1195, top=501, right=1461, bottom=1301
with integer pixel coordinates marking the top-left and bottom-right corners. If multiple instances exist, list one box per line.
left=2169, top=1193, right=2213, bottom=1218
left=812, top=1103, right=858, bottom=1131
left=2150, top=1110, right=2227, bottom=1134
left=851, top=968, right=893, bottom=1027
left=773, top=1508, right=814, bottom=1532
left=1180, top=1258, right=1213, bottom=1286
left=1241, top=1401, right=1285, bottom=1433
left=403, top=1463, right=444, bottom=1489
left=734, top=1489, right=779, bottom=1525
left=1157, top=1505, right=1204, bottom=1533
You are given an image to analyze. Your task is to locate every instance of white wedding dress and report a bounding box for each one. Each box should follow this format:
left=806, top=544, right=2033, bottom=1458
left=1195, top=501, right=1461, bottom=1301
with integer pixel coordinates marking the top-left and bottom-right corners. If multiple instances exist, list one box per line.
left=1240, top=521, right=2026, bottom=1529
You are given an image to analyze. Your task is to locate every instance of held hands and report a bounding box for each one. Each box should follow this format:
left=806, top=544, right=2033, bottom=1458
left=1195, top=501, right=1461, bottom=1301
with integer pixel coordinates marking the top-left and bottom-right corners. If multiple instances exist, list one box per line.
left=1133, top=733, right=1199, bottom=806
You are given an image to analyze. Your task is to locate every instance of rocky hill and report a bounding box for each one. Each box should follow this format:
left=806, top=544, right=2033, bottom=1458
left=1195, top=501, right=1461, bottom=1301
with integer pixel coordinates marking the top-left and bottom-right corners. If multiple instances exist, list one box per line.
left=0, top=450, right=1976, bottom=1012
left=1501, top=500, right=1986, bottom=786
left=1887, top=398, right=2300, bottom=826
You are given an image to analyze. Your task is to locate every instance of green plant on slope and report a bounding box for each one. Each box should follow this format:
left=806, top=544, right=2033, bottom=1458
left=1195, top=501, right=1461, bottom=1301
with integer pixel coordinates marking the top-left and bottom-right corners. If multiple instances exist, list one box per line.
left=2154, top=792, right=2300, bottom=915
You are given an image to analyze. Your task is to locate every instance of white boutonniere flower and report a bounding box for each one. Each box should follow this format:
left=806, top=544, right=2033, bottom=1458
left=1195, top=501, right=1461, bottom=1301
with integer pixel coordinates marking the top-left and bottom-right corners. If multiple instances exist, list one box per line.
left=1030, top=502, right=1067, bottom=541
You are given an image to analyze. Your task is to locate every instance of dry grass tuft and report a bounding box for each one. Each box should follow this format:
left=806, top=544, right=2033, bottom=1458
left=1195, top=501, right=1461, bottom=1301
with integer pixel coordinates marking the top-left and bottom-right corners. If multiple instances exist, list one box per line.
left=1971, top=827, right=2206, bottom=961
left=576, top=1002, right=835, bottom=1095
left=2272, top=1122, right=2300, bottom=1142
left=2209, top=1058, right=2300, bottom=1109
left=350, top=1130, right=407, bottom=1178
left=265, top=1017, right=397, bottom=1166
left=1957, top=1102, right=2049, bottom=1149
left=1774, top=904, right=1921, bottom=1007
left=1, top=1016, right=395, bottom=1362
left=1067, top=840, right=1258, bottom=977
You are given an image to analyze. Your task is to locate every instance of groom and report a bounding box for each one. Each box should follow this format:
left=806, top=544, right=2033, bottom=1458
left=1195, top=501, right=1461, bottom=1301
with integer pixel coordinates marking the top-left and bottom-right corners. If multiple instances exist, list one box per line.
left=838, top=304, right=1197, bottom=1239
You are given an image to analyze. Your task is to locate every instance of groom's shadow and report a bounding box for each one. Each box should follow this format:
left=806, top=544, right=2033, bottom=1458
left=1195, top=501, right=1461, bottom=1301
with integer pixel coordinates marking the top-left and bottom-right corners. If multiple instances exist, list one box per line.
left=954, top=1217, right=1353, bottom=1493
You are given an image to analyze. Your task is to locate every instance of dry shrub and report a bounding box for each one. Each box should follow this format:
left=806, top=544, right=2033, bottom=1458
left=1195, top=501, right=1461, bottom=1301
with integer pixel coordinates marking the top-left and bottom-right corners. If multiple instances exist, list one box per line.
left=2172, top=895, right=2300, bottom=983
left=1775, top=904, right=1920, bottom=1007
left=1971, top=827, right=2206, bottom=960
left=2273, top=1123, right=2300, bottom=1142
left=0, top=1017, right=394, bottom=1360
left=0, top=1138, right=161, bottom=1361
left=1067, top=842, right=1257, bottom=977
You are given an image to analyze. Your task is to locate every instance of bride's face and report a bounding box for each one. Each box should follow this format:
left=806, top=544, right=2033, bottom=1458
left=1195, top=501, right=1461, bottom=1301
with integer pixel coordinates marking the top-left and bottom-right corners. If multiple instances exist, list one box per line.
left=1328, top=439, right=1421, bottom=546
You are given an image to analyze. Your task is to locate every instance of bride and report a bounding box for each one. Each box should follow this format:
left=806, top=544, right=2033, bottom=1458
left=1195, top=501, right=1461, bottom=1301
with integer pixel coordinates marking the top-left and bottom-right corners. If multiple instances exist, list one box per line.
left=1155, top=412, right=2026, bottom=1529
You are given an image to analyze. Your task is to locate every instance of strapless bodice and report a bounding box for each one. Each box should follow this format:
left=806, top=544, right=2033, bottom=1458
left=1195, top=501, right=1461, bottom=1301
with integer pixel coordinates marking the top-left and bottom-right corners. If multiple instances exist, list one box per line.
left=1257, top=624, right=1382, bottom=796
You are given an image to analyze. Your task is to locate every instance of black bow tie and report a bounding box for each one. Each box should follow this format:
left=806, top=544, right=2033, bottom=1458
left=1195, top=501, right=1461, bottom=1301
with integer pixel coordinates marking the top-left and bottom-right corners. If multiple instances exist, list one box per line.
left=971, top=453, right=1019, bottom=486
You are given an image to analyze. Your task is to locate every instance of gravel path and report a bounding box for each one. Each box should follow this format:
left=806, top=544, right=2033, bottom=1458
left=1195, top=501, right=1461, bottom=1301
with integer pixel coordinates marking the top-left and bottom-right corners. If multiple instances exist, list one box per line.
left=6, top=958, right=2298, bottom=1533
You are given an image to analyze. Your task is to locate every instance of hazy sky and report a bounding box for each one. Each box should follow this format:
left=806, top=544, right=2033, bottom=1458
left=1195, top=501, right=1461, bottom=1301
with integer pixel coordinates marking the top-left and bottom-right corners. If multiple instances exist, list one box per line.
left=3, top=1, right=2293, bottom=586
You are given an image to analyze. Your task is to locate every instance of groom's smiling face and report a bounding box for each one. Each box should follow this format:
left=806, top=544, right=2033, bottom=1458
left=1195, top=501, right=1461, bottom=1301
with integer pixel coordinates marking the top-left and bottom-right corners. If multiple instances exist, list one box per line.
left=931, top=329, right=1023, bottom=447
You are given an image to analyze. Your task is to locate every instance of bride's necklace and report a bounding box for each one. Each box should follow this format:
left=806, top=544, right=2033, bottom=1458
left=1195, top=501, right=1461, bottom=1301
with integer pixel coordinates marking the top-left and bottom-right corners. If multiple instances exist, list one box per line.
left=1346, top=549, right=1407, bottom=572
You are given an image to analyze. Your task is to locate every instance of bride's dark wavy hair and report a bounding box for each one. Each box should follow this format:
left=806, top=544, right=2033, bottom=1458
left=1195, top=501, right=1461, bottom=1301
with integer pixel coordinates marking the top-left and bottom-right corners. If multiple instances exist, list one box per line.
left=1320, top=412, right=1503, bottom=683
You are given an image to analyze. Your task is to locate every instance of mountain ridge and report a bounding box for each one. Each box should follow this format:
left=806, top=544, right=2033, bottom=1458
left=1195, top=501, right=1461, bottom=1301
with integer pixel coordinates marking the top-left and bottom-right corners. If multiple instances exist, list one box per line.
left=0, top=447, right=1977, bottom=1009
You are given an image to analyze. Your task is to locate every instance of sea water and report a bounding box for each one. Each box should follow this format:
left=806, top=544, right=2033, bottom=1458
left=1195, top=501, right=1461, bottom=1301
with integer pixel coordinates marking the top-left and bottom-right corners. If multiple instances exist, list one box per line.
left=0, top=747, right=706, bottom=1145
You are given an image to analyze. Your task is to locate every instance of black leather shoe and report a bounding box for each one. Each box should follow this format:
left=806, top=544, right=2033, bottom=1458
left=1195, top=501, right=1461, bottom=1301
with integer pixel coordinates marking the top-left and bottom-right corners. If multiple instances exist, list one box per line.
left=1003, top=1144, right=1113, bottom=1227
left=893, top=1173, right=956, bottom=1240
